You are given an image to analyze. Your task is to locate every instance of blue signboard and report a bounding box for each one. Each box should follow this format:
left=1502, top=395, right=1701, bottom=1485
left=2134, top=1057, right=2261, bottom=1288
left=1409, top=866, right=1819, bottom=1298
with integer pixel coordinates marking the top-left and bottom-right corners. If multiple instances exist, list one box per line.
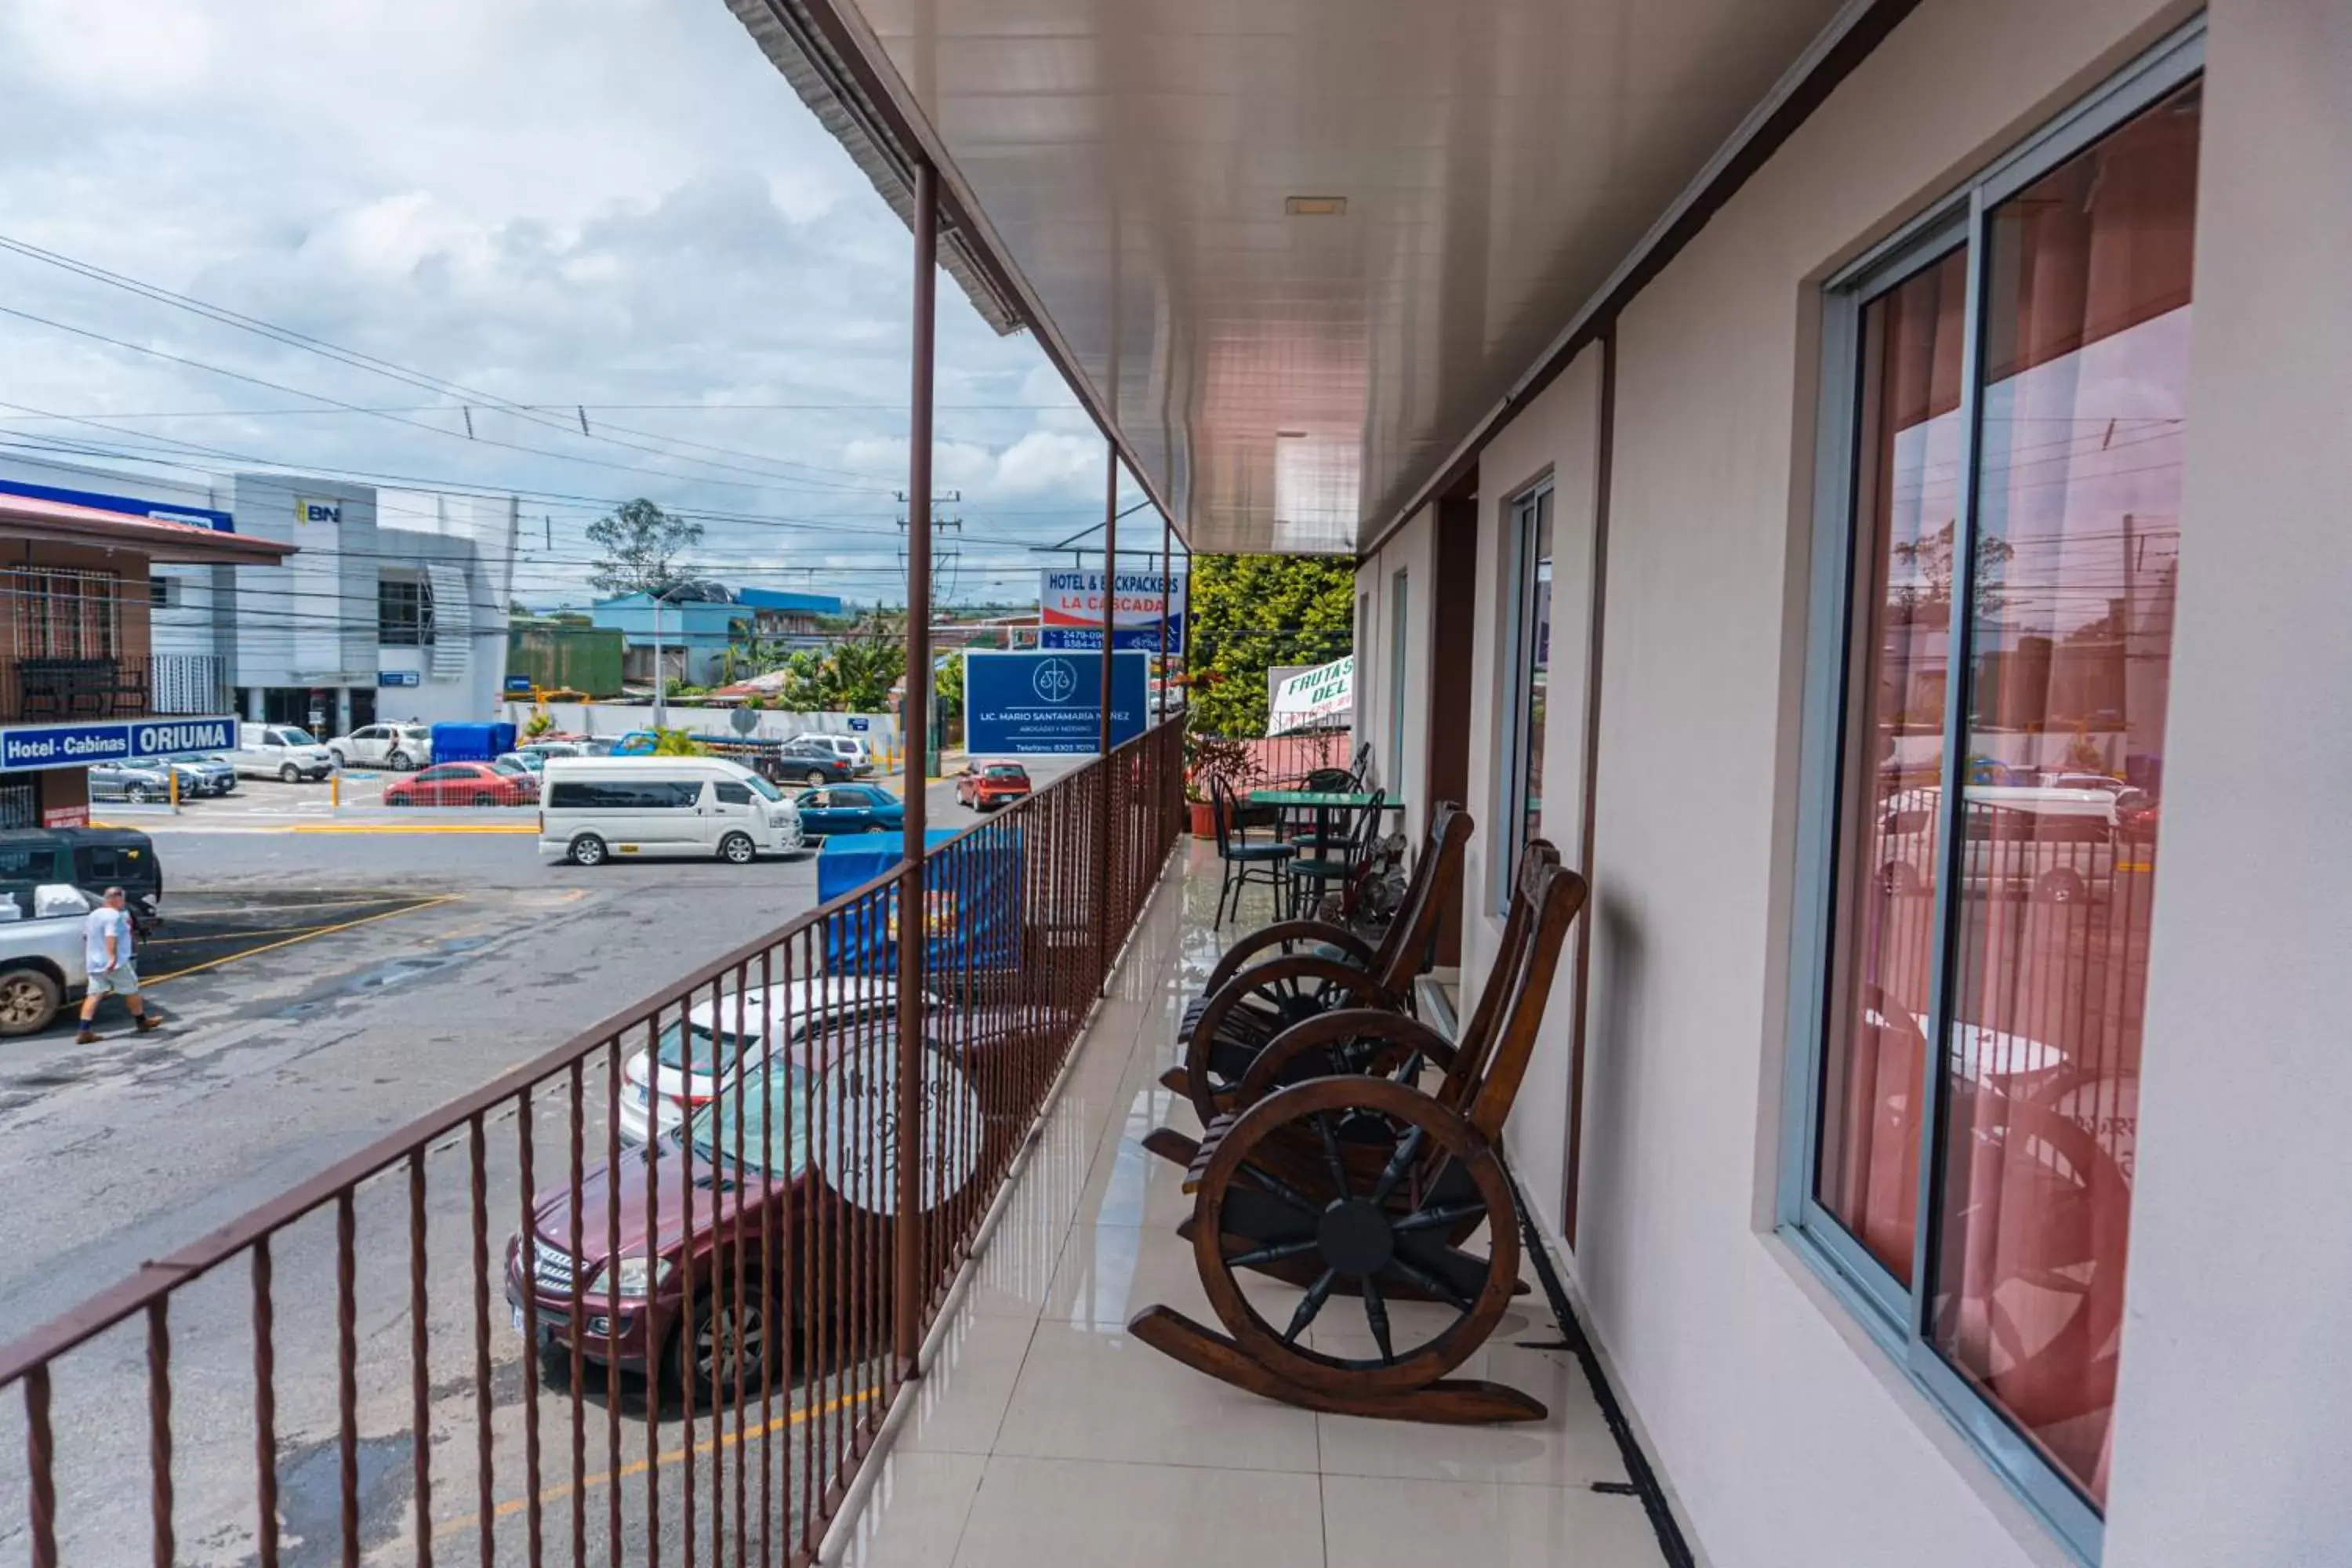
left=846, top=717, right=870, bottom=732
left=1038, top=615, right=1184, bottom=655
left=384, top=670, right=424, bottom=688
left=0, top=717, right=235, bottom=772
left=965, top=651, right=1149, bottom=756
left=0, top=479, right=235, bottom=534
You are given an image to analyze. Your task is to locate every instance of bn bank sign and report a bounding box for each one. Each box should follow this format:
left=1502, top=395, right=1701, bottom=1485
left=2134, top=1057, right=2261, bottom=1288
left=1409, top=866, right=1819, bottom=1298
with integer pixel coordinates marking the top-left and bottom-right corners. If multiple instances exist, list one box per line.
left=0, top=717, right=235, bottom=772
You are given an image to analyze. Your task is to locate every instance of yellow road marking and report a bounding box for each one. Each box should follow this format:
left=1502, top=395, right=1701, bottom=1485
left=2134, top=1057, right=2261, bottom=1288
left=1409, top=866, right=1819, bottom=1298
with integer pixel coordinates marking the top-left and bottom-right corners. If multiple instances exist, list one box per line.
left=432, top=1382, right=881, bottom=1539
left=289, top=823, right=538, bottom=835
left=143, top=895, right=460, bottom=983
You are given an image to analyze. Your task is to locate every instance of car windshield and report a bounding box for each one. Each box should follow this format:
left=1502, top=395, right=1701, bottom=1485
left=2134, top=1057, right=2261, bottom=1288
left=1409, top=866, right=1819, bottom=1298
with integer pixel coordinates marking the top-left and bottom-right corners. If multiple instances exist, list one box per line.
left=743, top=774, right=782, bottom=802
left=492, top=759, right=528, bottom=775
left=654, top=1018, right=758, bottom=1074
left=685, top=1062, right=811, bottom=1177
left=275, top=728, right=317, bottom=746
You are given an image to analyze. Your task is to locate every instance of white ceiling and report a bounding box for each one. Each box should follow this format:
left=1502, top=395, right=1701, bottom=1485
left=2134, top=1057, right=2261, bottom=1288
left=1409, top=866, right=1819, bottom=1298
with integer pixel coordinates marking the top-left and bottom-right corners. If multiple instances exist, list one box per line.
left=838, top=0, right=1849, bottom=553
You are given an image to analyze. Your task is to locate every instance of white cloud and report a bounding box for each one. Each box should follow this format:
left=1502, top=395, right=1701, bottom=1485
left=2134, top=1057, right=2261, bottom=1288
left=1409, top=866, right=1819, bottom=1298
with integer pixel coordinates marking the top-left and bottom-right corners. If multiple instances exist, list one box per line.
left=0, top=0, right=1113, bottom=607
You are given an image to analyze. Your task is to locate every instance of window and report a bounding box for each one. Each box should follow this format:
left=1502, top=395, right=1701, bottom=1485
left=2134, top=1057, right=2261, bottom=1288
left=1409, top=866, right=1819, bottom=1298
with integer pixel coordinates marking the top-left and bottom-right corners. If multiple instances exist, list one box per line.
left=1387, top=571, right=1410, bottom=790
left=1788, top=31, right=2200, bottom=1555
left=1500, top=484, right=1554, bottom=906
left=547, top=779, right=702, bottom=811
left=711, top=780, right=753, bottom=806
left=149, top=578, right=178, bottom=610
left=11, top=568, right=122, bottom=659
left=378, top=577, right=434, bottom=646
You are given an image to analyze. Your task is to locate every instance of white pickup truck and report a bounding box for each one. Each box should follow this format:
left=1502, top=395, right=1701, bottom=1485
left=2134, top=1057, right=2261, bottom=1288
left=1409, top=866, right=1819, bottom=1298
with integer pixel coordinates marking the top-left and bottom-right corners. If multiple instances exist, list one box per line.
left=0, top=885, right=96, bottom=1036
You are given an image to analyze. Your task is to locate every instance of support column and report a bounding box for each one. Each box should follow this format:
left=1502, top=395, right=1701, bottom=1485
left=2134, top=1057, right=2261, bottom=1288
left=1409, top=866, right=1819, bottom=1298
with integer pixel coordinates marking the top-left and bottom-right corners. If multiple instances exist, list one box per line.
left=892, top=158, right=938, bottom=1377
left=1157, top=514, right=1169, bottom=724
left=1099, top=445, right=1118, bottom=757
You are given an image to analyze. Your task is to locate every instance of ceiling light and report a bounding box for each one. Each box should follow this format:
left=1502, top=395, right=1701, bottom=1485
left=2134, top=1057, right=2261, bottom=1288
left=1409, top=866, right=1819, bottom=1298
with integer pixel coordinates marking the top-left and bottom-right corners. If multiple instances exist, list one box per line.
left=1283, top=196, right=1347, bottom=217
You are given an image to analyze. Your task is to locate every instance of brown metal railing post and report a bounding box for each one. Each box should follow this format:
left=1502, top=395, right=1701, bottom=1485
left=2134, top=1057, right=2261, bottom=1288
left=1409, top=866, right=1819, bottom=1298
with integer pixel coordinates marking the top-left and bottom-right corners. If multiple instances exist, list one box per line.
left=895, top=155, right=938, bottom=1376
left=1098, top=444, right=1118, bottom=990
left=1158, top=514, right=1170, bottom=725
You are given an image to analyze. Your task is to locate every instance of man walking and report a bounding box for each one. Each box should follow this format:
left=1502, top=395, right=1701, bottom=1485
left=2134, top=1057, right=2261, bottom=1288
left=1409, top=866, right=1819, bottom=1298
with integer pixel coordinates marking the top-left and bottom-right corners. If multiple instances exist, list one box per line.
left=77, top=887, right=161, bottom=1043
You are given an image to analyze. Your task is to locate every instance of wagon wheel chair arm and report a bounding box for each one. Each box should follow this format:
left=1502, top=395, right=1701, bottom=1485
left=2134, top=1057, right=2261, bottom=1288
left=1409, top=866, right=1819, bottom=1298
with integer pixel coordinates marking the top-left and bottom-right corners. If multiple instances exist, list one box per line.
left=1200, top=920, right=1380, bottom=996
left=1183, top=956, right=1403, bottom=1126
left=1236, top=1008, right=1460, bottom=1109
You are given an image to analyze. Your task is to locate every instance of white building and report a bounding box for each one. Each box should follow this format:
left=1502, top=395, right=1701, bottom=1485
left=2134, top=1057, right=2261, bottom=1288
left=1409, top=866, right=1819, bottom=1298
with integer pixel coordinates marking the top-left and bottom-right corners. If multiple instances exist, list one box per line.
left=0, top=455, right=517, bottom=735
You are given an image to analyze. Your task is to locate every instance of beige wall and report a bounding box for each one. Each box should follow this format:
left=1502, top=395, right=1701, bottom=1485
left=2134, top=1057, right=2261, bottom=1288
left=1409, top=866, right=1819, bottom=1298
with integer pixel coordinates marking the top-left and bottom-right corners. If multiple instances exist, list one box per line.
left=1443, top=0, right=2198, bottom=1564
left=2100, top=2, right=2352, bottom=1563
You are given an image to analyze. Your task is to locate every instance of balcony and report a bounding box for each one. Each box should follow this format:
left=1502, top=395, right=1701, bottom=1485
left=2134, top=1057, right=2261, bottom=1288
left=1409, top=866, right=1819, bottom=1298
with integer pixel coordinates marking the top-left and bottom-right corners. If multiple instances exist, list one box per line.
left=0, top=654, right=230, bottom=724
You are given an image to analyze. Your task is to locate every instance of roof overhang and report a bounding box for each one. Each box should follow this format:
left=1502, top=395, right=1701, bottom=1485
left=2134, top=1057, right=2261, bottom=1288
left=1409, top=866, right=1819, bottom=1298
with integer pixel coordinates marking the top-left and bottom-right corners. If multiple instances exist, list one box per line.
left=728, top=0, right=1922, bottom=557
left=0, top=494, right=298, bottom=566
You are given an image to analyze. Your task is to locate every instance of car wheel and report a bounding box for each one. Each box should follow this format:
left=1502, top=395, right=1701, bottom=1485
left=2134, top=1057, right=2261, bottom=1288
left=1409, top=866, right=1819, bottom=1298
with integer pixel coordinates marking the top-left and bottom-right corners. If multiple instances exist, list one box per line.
left=2036, top=868, right=2086, bottom=906
left=717, top=831, right=757, bottom=866
left=0, top=967, right=61, bottom=1037
left=127, top=784, right=153, bottom=804
left=328, top=747, right=347, bottom=768
left=388, top=750, right=411, bottom=771
left=804, top=770, right=827, bottom=788
left=671, top=1286, right=770, bottom=1406
left=570, top=833, right=609, bottom=867
left=279, top=764, right=300, bottom=783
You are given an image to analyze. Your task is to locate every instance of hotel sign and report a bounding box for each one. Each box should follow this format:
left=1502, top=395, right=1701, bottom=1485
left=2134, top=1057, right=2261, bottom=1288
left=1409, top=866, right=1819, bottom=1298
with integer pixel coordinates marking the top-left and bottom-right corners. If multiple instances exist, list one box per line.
left=0, top=717, right=236, bottom=772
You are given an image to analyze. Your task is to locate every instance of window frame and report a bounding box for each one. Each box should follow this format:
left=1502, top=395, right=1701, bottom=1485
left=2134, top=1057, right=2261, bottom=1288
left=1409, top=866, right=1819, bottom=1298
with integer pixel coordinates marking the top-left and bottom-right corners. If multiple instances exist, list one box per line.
left=1387, top=568, right=1410, bottom=793
left=377, top=575, right=436, bottom=648
left=1495, top=479, right=1554, bottom=913
left=1776, top=23, right=2205, bottom=1565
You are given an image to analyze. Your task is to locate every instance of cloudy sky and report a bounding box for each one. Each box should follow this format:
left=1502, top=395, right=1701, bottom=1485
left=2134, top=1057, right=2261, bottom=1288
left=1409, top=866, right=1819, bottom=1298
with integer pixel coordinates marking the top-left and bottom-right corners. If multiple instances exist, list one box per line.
left=0, top=0, right=1138, bottom=609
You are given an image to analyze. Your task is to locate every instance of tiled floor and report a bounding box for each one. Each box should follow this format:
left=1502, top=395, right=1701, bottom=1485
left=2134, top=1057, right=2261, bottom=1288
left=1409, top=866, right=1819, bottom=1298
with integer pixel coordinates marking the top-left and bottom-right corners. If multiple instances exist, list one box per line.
left=836, top=844, right=1668, bottom=1568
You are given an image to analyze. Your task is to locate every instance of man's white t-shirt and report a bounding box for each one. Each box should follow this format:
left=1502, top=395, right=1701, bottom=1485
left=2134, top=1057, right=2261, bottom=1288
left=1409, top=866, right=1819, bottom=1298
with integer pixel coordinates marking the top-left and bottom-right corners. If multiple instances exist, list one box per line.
left=83, top=906, right=132, bottom=975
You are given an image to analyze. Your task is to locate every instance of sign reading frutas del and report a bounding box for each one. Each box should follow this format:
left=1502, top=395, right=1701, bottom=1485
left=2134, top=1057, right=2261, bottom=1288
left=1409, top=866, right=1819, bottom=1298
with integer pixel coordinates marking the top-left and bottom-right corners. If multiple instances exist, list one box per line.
left=1268, top=655, right=1355, bottom=735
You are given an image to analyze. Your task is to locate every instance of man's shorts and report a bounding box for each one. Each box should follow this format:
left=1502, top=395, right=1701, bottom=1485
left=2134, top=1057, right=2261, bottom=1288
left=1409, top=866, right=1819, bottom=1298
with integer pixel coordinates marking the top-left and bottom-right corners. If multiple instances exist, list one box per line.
left=87, top=963, right=140, bottom=996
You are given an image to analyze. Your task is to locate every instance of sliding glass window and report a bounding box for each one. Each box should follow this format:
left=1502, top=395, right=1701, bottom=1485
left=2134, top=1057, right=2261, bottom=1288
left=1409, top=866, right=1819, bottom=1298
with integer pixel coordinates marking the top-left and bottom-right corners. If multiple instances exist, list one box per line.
left=1787, top=27, right=2201, bottom=1558
left=1501, top=485, right=1553, bottom=907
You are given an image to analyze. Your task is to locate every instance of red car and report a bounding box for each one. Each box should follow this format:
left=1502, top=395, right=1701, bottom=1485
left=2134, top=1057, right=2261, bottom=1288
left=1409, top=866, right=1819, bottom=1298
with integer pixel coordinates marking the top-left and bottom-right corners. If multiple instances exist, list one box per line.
left=955, top=761, right=1030, bottom=811
left=383, top=760, right=539, bottom=807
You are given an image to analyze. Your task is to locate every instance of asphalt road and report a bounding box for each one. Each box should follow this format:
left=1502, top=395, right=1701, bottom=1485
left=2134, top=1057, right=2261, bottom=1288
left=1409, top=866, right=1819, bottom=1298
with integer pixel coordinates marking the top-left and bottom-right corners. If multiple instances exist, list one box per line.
left=0, top=758, right=1082, bottom=1566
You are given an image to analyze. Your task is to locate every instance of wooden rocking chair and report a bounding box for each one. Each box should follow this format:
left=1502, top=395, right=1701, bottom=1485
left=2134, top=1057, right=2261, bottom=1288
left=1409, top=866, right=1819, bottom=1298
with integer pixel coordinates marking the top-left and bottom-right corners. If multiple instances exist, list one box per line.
left=1127, top=853, right=1587, bottom=1425
left=1145, top=803, right=1472, bottom=1167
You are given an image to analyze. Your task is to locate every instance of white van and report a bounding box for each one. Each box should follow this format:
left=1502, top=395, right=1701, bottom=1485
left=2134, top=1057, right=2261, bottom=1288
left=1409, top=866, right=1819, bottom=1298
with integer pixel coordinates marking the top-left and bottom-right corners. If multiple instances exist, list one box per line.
left=232, top=723, right=336, bottom=782
left=538, top=757, right=804, bottom=866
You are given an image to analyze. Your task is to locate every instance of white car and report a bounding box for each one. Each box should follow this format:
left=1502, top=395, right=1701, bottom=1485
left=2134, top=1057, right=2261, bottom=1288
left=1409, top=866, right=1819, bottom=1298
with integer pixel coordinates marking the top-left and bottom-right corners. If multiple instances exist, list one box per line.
left=617, top=978, right=929, bottom=1145
left=538, top=756, right=804, bottom=866
left=788, top=733, right=875, bottom=775
left=231, top=724, right=336, bottom=782
left=328, top=723, right=434, bottom=771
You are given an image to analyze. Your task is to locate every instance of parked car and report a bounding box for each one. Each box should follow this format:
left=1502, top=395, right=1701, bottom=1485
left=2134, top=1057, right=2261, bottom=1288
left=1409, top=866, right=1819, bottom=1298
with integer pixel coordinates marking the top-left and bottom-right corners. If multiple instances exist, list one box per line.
left=787, top=733, right=875, bottom=776
left=518, top=741, right=587, bottom=761
left=328, top=723, right=434, bottom=771
left=506, top=1014, right=1007, bottom=1388
left=496, top=750, right=550, bottom=778
left=775, top=741, right=858, bottom=788
left=0, top=827, right=164, bottom=935
left=383, top=760, right=539, bottom=808
left=614, top=978, right=918, bottom=1145
left=538, top=757, right=804, bottom=866
left=161, top=753, right=238, bottom=797
left=1875, top=786, right=2122, bottom=905
left=956, top=761, right=1032, bottom=811
left=0, top=883, right=98, bottom=1036
left=232, top=724, right=336, bottom=782
left=89, top=761, right=176, bottom=805
left=791, top=783, right=903, bottom=838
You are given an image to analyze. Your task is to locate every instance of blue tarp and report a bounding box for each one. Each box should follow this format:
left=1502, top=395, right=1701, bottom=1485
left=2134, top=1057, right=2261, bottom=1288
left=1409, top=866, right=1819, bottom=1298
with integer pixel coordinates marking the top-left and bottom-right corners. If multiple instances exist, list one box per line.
left=818, top=829, right=1023, bottom=976
left=431, top=721, right=517, bottom=762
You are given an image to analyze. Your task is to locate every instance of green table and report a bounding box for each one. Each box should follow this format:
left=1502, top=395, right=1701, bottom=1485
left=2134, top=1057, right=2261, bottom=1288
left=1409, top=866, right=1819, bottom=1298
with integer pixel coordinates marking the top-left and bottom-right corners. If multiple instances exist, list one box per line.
left=1247, top=790, right=1402, bottom=916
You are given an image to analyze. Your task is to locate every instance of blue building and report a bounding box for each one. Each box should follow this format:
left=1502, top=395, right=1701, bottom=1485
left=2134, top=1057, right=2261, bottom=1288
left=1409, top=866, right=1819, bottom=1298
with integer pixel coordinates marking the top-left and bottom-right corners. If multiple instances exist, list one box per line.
left=590, top=586, right=845, bottom=686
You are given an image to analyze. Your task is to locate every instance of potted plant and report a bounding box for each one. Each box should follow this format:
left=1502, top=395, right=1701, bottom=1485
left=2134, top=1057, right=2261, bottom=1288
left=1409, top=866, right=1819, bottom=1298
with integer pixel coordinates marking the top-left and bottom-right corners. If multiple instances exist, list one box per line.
left=1183, top=735, right=1261, bottom=838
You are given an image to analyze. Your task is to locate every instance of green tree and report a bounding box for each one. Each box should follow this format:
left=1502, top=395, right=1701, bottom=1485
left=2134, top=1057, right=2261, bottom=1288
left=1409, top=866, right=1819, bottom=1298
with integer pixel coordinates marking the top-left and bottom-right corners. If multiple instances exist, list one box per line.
left=586, top=499, right=704, bottom=597
left=1186, top=554, right=1356, bottom=735
left=779, top=622, right=906, bottom=713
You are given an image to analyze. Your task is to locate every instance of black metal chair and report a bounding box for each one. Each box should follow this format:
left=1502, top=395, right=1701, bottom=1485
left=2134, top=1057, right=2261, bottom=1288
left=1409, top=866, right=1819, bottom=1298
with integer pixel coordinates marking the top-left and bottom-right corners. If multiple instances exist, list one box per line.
left=1209, top=773, right=1294, bottom=930
left=1287, top=788, right=1384, bottom=916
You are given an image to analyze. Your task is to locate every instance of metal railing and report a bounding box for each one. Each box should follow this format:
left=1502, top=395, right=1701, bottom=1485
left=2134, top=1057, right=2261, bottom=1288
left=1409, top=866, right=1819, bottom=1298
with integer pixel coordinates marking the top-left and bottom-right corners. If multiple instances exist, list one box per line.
left=0, top=715, right=1185, bottom=1568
